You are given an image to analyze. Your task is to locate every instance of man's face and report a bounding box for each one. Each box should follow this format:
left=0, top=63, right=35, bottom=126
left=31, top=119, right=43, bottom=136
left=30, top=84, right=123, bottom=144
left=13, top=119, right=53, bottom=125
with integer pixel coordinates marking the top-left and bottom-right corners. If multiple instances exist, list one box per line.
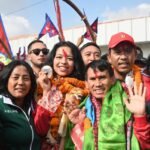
left=85, top=67, right=114, bottom=100
left=81, top=45, right=101, bottom=66
left=108, top=42, right=136, bottom=76
left=28, top=42, right=49, bottom=68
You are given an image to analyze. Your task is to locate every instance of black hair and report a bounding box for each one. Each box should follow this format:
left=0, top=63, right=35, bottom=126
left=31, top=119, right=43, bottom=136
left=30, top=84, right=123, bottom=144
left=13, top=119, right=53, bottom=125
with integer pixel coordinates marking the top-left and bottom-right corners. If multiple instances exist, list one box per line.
left=135, top=46, right=147, bottom=68
left=0, top=60, right=37, bottom=106
left=48, top=41, right=85, bottom=80
left=135, top=58, right=147, bottom=68
left=142, top=54, right=150, bottom=75
left=27, top=39, right=47, bottom=53
left=146, top=55, right=150, bottom=72
left=136, top=46, right=143, bottom=59
left=80, top=42, right=101, bottom=54
left=0, top=62, right=4, bottom=71
left=101, top=53, right=108, bottom=61
left=85, top=59, right=114, bottom=80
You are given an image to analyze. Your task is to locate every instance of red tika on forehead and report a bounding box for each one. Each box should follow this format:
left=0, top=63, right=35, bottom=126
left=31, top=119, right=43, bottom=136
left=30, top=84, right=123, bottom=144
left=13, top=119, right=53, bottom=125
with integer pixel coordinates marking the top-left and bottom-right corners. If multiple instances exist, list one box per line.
left=62, top=49, right=67, bottom=58
left=94, top=68, right=98, bottom=78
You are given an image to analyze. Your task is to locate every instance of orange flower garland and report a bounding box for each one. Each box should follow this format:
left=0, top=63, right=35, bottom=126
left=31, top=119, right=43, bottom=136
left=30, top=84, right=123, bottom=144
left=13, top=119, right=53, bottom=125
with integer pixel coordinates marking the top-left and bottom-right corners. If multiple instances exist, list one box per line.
left=37, top=77, right=88, bottom=98
left=132, top=65, right=142, bottom=89
left=84, top=118, right=92, bottom=131
left=37, top=77, right=88, bottom=139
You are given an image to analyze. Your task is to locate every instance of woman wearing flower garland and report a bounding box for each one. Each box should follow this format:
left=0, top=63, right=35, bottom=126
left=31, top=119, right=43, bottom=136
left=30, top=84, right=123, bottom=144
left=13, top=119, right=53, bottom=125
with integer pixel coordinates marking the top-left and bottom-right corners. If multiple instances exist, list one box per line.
left=34, top=41, right=88, bottom=149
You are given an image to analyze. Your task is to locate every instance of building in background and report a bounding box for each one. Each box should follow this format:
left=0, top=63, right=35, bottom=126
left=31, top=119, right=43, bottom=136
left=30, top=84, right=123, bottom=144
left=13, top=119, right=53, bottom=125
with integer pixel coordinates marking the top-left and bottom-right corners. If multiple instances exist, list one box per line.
left=10, top=16, right=150, bottom=57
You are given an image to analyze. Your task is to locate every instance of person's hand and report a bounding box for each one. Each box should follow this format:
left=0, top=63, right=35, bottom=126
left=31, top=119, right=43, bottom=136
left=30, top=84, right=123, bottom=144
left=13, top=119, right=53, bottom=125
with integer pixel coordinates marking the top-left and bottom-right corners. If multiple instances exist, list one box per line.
left=93, top=32, right=97, bottom=43
left=37, top=71, right=51, bottom=96
left=124, top=82, right=146, bottom=117
left=63, top=93, right=78, bottom=115
left=68, top=107, right=86, bottom=124
left=64, top=93, right=86, bottom=124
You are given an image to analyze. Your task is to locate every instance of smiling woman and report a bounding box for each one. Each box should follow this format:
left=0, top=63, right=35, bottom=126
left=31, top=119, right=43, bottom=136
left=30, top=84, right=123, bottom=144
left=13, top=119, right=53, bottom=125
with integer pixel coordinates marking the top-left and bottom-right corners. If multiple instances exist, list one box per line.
left=7, top=65, right=31, bottom=106
left=0, top=60, right=41, bottom=150
left=34, top=41, right=87, bottom=150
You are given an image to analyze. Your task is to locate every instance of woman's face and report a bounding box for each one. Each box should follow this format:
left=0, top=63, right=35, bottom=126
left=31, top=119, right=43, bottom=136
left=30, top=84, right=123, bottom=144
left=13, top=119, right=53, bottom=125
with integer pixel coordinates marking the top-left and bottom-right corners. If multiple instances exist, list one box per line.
left=53, top=46, right=74, bottom=77
left=81, top=45, right=101, bottom=66
left=7, top=65, right=31, bottom=105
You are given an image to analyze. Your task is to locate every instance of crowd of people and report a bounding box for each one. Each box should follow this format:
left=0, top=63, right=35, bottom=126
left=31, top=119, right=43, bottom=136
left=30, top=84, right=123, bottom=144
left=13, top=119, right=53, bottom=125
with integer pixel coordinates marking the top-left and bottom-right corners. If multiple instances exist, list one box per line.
left=0, top=32, right=150, bottom=150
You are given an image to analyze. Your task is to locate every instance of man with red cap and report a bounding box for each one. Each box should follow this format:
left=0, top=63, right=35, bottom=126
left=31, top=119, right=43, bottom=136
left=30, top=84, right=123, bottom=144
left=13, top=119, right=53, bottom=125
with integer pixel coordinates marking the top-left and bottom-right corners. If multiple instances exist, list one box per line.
left=107, top=32, right=150, bottom=108
left=108, top=32, right=136, bottom=82
left=107, top=32, right=150, bottom=149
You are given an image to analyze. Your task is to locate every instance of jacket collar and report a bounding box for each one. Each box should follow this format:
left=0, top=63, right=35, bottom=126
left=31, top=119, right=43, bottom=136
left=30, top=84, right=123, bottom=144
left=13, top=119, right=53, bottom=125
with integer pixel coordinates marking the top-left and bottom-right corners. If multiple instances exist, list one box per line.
left=0, top=95, right=32, bottom=115
left=1, top=95, right=14, bottom=105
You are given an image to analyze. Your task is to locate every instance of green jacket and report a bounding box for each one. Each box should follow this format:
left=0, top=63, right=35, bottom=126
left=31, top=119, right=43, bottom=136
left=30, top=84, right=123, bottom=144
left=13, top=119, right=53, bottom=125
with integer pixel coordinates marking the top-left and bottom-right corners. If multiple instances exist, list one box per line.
left=0, top=95, right=41, bottom=150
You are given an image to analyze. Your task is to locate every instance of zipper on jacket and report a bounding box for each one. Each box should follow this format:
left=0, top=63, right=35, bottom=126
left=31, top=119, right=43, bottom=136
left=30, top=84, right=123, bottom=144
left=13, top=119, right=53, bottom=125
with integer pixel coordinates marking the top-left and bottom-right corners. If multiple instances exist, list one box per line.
left=15, top=105, right=34, bottom=150
left=6, top=101, right=34, bottom=150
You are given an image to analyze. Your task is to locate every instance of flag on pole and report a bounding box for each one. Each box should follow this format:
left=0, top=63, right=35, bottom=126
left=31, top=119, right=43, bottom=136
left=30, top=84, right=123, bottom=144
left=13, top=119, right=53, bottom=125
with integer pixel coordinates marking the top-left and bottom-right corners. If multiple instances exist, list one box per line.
left=0, top=15, right=13, bottom=59
left=38, top=13, right=59, bottom=39
left=84, top=17, right=98, bottom=41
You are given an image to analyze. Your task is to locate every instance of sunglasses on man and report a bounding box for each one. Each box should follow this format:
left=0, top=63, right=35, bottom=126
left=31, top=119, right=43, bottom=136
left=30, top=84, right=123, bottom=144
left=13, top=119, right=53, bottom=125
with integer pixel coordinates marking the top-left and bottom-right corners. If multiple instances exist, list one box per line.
left=29, top=48, right=49, bottom=55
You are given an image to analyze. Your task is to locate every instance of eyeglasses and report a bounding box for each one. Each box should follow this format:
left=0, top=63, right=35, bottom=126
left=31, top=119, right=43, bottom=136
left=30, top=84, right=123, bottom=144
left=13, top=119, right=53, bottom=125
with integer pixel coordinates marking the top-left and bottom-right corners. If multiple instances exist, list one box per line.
left=29, top=48, right=49, bottom=55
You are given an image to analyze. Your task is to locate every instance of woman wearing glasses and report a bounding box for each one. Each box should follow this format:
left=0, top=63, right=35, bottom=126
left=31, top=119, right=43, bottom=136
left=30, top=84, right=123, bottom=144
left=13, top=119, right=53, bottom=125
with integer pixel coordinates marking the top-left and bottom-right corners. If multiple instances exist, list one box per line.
left=27, top=39, right=49, bottom=78
left=34, top=41, right=87, bottom=149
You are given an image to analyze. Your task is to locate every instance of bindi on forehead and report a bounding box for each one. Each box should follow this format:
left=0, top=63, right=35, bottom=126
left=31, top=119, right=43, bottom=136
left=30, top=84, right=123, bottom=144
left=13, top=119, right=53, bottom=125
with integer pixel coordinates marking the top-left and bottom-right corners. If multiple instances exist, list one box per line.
left=62, top=49, right=68, bottom=58
left=93, top=68, right=98, bottom=78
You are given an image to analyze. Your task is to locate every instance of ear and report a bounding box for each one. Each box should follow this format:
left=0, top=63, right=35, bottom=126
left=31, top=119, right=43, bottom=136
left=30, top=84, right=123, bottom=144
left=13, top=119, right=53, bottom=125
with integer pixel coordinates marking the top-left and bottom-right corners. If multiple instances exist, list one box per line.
left=27, top=54, right=31, bottom=61
left=107, top=52, right=112, bottom=64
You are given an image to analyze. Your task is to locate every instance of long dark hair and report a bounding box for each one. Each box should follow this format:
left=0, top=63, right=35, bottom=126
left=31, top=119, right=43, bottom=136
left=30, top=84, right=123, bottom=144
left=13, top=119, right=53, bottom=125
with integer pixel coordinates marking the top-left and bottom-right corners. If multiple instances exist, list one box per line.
left=48, top=41, right=85, bottom=80
left=0, top=60, right=37, bottom=106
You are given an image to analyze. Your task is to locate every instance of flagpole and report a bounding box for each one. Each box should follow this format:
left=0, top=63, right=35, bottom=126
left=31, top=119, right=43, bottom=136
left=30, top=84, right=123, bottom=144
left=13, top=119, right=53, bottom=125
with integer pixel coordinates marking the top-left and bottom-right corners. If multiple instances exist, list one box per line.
left=54, top=0, right=65, bottom=41
left=63, top=0, right=96, bottom=42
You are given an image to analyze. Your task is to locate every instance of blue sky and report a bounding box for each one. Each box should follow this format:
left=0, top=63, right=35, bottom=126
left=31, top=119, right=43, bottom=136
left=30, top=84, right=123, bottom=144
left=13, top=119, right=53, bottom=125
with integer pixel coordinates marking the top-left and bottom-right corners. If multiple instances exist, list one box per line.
left=0, top=0, right=150, bottom=38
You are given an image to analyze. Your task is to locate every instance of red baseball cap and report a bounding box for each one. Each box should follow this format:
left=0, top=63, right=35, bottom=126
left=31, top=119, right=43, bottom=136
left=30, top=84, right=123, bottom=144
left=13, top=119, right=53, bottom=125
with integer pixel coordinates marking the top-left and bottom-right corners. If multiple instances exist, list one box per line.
left=108, top=32, right=136, bottom=49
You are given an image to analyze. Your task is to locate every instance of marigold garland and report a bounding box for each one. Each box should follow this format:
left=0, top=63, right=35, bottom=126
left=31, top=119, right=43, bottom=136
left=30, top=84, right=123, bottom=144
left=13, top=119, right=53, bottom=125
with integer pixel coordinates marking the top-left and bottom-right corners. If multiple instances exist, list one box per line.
left=37, top=77, right=88, bottom=98
left=132, top=65, right=142, bottom=89
left=37, top=77, right=88, bottom=140
left=38, top=65, right=142, bottom=141
left=84, top=118, right=92, bottom=131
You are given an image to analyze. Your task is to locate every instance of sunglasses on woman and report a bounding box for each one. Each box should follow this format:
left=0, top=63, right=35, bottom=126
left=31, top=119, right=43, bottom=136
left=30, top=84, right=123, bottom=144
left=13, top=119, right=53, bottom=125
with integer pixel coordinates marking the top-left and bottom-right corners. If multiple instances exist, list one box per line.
left=29, top=48, right=49, bottom=55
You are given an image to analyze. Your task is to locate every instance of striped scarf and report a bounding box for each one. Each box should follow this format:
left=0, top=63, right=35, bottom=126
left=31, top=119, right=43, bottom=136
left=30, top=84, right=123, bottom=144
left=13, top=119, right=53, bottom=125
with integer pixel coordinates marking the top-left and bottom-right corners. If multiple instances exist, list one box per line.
left=91, top=96, right=101, bottom=150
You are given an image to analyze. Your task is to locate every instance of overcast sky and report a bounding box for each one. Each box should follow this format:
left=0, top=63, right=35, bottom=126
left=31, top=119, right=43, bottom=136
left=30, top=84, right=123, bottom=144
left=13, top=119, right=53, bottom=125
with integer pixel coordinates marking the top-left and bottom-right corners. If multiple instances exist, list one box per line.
left=0, top=0, right=150, bottom=38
